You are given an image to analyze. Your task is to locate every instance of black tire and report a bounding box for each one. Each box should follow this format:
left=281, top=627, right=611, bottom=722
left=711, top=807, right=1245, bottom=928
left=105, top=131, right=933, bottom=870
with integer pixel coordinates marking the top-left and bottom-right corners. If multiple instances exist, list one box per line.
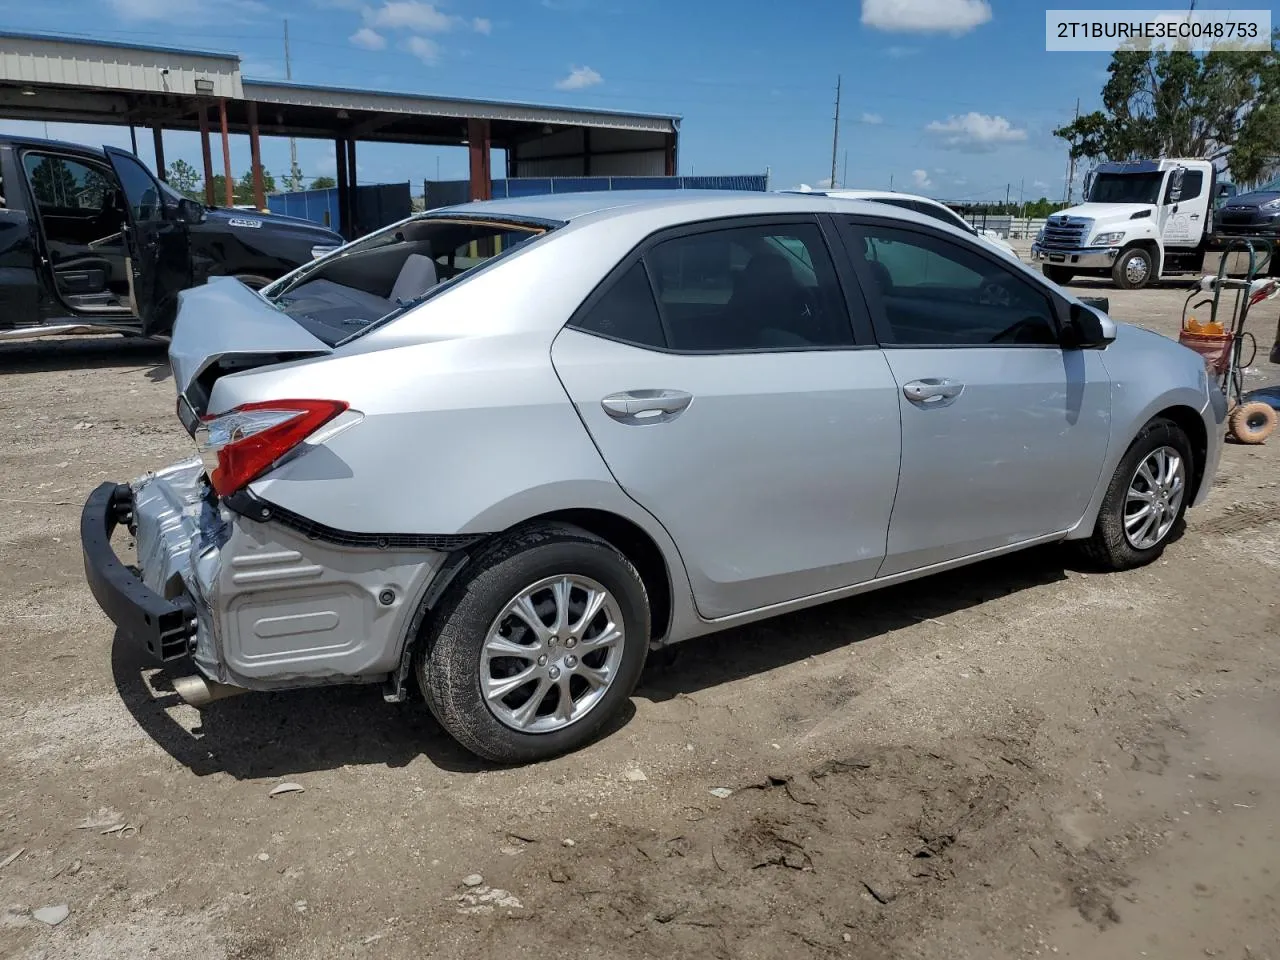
left=1042, top=265, right=1075, bottom=285
left=1078, top=417, right=1193, bottom=571
left=233, top=274, right=275, bottom=290
left=417, top=523, right=650, bottom=764
left=1111, top=246, right=1154, bottom=290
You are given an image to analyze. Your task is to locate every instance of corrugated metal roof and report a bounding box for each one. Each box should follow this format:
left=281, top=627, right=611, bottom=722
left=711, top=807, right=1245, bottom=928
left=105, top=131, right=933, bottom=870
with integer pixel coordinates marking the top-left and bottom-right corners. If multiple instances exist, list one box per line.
left=0, top=30, right=238, bottom=62
left=245, top=79, right=678, bottom=132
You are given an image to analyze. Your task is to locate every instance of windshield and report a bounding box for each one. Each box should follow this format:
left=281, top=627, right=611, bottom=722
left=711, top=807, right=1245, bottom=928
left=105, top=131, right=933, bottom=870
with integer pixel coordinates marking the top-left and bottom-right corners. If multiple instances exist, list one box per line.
left=267, top=214, right=554, bottom=346
left=1255, top=173, right=1280, bottom=194
left=1088, top=172, right=1163, bottom=205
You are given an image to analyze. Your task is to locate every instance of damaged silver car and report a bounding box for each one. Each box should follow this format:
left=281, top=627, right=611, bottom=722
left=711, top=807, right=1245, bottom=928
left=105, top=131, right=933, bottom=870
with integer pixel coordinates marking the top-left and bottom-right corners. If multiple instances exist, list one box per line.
left=83, top=191, right=1226, bottom=763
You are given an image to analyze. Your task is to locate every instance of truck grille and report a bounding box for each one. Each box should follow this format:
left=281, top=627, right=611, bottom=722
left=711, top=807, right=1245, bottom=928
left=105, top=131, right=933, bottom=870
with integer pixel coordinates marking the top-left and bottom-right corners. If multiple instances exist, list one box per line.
left=1039, top=217, right=1090, bottom=250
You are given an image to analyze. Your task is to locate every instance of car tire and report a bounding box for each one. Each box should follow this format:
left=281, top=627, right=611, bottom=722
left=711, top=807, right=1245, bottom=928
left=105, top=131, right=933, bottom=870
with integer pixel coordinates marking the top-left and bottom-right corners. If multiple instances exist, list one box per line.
left=233, top=274, right=275, bottom=290
left=1042, top=265, right=1075, bottom=285
left=1078, top=417, right=1193, bottom=571
left=417, top=523, right=650, bottom=764
left=1228, top=400, right=1277, bottom=445
left=1111, top=246, right=1154, bottom=290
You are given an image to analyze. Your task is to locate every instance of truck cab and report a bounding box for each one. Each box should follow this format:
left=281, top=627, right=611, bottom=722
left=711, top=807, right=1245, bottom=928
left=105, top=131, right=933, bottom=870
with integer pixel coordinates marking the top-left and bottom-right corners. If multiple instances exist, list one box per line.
left=0, top=135, right=342, bottom=341
left=1031, top=158, right=1218, bottom=289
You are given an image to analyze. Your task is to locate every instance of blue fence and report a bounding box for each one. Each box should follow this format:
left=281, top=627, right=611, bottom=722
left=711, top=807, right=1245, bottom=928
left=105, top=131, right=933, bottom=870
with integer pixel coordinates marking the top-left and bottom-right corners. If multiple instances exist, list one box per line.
left=268, top=182, right=413, bottom=236
left=425, top=175, right=769, bottom=210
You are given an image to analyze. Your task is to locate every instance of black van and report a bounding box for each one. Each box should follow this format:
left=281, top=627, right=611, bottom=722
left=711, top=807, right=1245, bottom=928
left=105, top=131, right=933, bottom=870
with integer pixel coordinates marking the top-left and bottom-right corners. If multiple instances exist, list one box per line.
left=0, top=135, right=344, bottom=339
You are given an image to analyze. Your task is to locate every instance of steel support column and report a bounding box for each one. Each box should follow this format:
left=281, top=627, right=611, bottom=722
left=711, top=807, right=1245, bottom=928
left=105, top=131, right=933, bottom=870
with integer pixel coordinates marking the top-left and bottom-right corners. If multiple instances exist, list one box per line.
left=152, top=124, right=166, bottom=180
left=467, top=118, right=492, bottom=202
left=218, top=99, right=234, bottom=207
left=247, top=101, right=265, bottom=210
left=346, top=138, right=358, bottom=235
left=198, top=105, right=215, bottom=207
left=335, top=136, right=350, bottom=239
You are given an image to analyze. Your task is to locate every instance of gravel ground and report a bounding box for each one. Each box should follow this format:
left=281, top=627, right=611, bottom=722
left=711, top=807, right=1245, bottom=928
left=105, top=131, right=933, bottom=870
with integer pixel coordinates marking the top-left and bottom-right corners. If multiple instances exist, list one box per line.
left=1, top=278, right=1278, bottom=959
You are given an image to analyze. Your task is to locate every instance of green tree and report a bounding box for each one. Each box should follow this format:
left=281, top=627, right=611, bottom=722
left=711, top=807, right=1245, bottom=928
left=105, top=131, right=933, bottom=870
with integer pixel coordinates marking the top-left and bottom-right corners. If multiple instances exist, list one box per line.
left=309, top=175, right=336, bottom=190
left=1054, top=30, right=1280, bottom=184
left=236, top=167, right=276, bottom=205
left=28, top=156, right=79, bottom=206
left=166, top=159, right=202, bottom=201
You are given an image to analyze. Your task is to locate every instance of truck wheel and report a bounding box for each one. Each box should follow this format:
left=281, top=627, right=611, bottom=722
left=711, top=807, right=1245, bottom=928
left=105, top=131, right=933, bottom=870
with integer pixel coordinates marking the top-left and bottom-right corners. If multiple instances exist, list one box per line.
left=1111, top=246, right=1154, bottom=289
left=1228, top=401, right=1277, bottom=445
left=417, top=523, right=650, bottom=764
left=1078, top=417, right=1192, bottom=571
left=1042, top=265, right=1075, bottom=285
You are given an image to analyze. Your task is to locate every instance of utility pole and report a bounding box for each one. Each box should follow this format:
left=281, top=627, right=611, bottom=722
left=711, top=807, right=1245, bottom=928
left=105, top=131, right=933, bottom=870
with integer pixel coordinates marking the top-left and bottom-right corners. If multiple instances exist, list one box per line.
left=889, top=173, right=894, bottom=191
left=829, top=75, right=841, bottom=190
left=841, top=150, right=848, bottom=190
left=1005, top=182, right=1011, bottom=210
left=1063, top=97, right=1079, bottom=205
left=285, top=19, right=300, bottom=191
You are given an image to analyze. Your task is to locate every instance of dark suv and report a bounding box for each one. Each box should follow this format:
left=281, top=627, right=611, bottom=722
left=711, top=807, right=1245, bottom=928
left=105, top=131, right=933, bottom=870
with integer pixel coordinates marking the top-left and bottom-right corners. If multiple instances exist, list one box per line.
left=0, top=136, right=343, bottom=339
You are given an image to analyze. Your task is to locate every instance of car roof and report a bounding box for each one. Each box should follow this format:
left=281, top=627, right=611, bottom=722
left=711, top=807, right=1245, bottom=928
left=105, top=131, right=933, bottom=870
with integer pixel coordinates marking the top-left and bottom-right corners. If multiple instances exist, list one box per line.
left=430, top=188, right=930, bottom=228
left=0, top=134, right=107, bottom=156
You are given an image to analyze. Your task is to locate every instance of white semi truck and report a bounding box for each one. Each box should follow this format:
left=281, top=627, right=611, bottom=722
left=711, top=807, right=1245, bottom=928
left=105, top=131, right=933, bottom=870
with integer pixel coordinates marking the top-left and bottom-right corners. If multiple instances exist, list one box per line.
left=1030, top=158, right=1274, bottom=289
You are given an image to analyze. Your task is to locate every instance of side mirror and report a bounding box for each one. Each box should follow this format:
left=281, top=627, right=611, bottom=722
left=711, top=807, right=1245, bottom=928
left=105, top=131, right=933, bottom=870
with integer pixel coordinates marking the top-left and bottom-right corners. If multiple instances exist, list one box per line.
left=176, top=198, right=205, bottom=224
left=1063, top=301, right=1117, bottom=348
left=1168, top=168, right=1185, bottom=204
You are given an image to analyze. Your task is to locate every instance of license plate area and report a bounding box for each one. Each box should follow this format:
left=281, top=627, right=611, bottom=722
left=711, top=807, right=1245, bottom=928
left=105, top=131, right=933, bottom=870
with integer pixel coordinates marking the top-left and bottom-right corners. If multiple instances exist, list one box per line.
left=1048, top=255, right=1066, bottom=263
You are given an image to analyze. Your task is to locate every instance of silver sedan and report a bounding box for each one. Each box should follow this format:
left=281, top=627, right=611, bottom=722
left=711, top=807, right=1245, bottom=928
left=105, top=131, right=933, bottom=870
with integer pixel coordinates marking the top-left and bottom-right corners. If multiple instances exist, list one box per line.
left=82, top=191, right=1226, bottom=763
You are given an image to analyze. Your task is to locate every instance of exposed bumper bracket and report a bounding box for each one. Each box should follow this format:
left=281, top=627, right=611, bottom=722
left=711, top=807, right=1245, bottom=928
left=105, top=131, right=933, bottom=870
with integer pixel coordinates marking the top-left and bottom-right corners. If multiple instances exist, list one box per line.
left=81, top=482, right=197, bottom=663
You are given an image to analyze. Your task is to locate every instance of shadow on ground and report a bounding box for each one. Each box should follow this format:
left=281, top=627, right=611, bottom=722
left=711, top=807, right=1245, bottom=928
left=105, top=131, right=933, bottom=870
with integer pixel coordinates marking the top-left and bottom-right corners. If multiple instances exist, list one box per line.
left=0, top=335, right=170, bottom=381
left=113, top=545, right=1070, bottom=779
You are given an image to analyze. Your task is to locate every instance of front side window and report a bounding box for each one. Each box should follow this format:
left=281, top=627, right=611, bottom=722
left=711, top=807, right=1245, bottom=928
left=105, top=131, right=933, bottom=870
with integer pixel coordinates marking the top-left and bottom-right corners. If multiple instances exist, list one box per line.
left=107, top=153, right=163, bottom=222
left=23, top=153, right=112, bottom=213
left=1166, top=170, right=1204, bottom=203
left=642, top=222, right=855, bottom=352
left=852, top=223, right=1058, bottom=346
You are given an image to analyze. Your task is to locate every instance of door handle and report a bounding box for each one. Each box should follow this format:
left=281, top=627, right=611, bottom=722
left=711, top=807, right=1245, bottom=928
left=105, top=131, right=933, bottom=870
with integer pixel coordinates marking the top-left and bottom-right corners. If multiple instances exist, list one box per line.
left=601, top=389, right=693, bottom=424
left=902, top=378, right=964, bottom=404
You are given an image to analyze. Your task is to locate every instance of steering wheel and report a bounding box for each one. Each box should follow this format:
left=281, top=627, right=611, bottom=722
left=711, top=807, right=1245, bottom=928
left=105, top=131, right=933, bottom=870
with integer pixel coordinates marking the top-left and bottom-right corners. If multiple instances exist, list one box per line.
left=990, top=317, right=1048, bottom=344
left=978, top=278, right=1013, bottom=307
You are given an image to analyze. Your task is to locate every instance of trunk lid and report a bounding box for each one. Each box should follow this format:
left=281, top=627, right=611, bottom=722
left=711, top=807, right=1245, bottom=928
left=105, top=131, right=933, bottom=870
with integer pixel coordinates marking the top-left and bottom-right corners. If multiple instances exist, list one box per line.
left=170, top=276, right=331, bottom=418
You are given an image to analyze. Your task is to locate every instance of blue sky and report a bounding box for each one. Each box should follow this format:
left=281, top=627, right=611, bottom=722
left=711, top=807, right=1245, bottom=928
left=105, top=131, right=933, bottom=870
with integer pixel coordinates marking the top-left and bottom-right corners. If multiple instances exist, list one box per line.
left=0, top=0, right=1236, bottom=201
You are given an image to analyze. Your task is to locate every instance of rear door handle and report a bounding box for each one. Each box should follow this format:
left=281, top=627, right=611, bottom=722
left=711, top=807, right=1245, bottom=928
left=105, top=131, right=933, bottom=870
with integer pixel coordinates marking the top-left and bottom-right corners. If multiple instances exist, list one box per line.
left=601, top=389, right=693, bottom=424
left=902, top=378, right=964, bottom=404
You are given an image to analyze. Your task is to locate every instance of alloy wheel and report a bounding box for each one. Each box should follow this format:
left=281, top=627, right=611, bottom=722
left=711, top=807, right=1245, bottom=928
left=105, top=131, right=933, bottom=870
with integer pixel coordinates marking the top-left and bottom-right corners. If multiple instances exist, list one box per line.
left=1124, top=445, right=1185, bottom=550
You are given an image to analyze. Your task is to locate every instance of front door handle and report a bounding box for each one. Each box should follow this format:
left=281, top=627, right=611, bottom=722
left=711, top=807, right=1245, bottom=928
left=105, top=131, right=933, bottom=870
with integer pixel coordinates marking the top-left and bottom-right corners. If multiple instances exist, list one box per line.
left=601, top=389, right=693, bottom=424
left=902, top=378, right=964, bottom=404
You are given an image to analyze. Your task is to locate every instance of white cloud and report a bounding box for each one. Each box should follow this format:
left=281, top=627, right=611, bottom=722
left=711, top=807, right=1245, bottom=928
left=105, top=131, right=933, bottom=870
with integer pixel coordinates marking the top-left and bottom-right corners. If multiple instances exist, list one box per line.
left=350, top=27, right=388, bottom=49
left=367, top=1, right=457, bottom=32
left=862, top=0, right=991, bottom=34
left=887, top=45, right=918, bottom=57
left=925, top=112, right=1027, bottom=152
left=472, top=16, right=492, bottom=34
left=109, top=0, right=265, bottom=21
left=405, top=35, right=441, bottom=64
left=912, top=169, right=933, bottom=189
left=1033, top=179, right=1049, bottom=189
left=860, top=112, right=884, bottom=125
left=554, top=65, right=603, bottom=91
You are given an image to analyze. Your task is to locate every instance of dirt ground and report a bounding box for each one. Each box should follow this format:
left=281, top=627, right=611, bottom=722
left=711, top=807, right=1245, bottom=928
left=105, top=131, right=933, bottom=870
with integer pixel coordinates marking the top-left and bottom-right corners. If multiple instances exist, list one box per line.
left=1, top=277, right=1279, bottom=960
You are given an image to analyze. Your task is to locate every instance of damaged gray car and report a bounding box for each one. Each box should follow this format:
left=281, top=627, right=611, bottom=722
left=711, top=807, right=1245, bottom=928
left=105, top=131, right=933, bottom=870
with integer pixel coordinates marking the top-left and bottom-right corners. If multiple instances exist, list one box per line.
left=83, top=191, right=1225, bottom=763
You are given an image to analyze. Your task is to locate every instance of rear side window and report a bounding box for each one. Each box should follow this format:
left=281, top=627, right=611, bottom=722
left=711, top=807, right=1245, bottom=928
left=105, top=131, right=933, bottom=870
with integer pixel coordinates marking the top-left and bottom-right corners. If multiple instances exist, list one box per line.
left=572, top=262, right=666, bottom=348
left=644, top=222, right=854, bottom=352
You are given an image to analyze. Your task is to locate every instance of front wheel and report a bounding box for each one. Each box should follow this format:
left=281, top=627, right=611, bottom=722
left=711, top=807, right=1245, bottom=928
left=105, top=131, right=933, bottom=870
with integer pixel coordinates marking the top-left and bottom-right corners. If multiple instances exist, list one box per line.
left=417, top=524, right=650, bottom=764
left=1111, top=246, right=1154, bottom=289
left=1042, top=265, right=1075, bottom=285
left=1078, top=418, right=1193, bottom=570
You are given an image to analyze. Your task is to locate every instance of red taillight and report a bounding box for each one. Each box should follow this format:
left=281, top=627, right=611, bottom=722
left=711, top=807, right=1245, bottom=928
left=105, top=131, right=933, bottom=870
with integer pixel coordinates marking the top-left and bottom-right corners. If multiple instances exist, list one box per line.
left=199, top=399, right=348, bottom=497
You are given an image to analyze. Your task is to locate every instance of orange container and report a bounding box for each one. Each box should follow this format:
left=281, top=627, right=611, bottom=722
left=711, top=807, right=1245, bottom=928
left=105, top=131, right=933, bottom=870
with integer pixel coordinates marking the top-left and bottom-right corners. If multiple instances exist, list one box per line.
left=1179, top=327, right=1233, bottom=375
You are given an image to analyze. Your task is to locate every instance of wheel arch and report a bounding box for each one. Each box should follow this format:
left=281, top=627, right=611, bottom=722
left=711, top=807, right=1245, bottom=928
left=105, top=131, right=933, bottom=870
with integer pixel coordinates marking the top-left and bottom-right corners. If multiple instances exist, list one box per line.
left=1066, top=394, right=1210, bottom=541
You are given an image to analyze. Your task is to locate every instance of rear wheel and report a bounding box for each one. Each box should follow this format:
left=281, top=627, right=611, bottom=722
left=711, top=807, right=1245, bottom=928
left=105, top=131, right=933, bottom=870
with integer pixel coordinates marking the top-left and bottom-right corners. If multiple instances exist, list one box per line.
left=1079, top=418, right=1192, bottom=571
left=1042, top=265, right=1075, bottom=285
left=1111, top=246, right=1154, bottom=290
left=417, top=524, right=650, bottom=764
